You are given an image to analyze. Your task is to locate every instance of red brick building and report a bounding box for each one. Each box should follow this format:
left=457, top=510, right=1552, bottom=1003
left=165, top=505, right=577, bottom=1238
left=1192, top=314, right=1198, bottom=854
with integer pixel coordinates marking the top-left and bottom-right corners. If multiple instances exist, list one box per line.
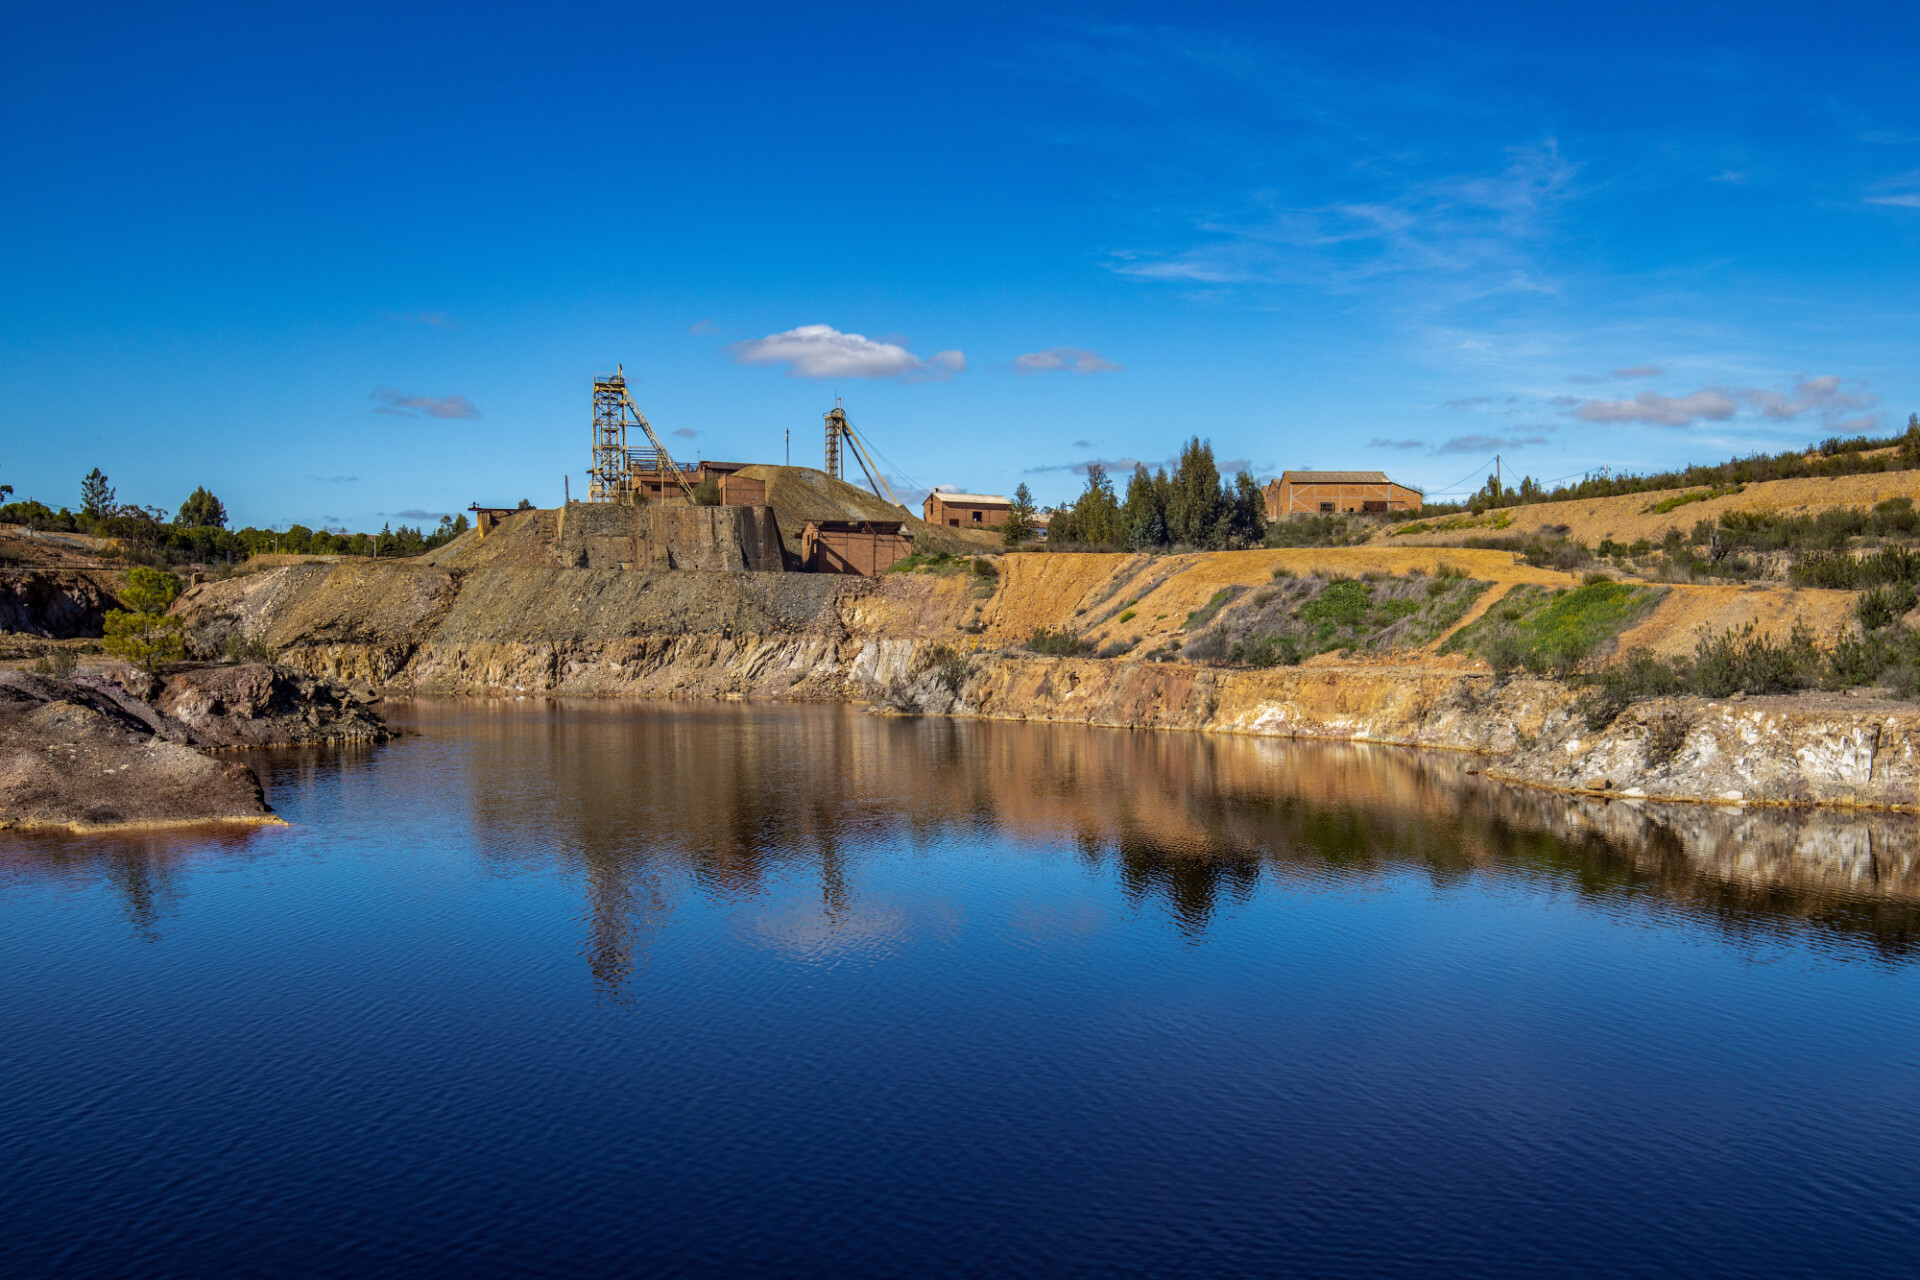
left=1263, top=471, right=1423, bottom=518
left=802, top=520, right=914, bottom=576
left=923, top=490, right=1011, bottom=529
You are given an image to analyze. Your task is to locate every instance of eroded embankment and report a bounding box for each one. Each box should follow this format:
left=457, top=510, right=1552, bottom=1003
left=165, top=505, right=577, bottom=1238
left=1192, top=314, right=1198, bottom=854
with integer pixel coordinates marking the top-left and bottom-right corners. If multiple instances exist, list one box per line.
left=173, top=556, right=1920, bottom=811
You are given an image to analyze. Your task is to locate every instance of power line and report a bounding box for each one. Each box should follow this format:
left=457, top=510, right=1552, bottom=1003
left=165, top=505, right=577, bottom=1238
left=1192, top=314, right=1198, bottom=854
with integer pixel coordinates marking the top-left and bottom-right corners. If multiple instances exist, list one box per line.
left=1424, top=455, right=1499, bottom=496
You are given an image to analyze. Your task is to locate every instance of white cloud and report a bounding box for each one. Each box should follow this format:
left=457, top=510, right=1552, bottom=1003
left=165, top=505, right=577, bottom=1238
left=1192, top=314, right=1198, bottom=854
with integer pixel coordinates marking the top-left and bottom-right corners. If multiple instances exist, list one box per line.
left=1013, top=347, right=1124, bottom=375
left=732, top=324, right=965, bottom=380
left=371, top=387, right=479, bottom=419
left=1611, top=364, right=1664, bottom=379
left=1575, top=389, right=1738, bottom=427
left=1369, top=437, right=1426, bottom=450
left=671, top=427, right=698, bottom=439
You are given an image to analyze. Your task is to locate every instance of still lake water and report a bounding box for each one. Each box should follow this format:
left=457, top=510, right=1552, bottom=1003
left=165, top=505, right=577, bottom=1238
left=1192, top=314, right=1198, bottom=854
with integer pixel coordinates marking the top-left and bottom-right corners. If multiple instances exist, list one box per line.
left=3, top=700, right=1918, bottom=1278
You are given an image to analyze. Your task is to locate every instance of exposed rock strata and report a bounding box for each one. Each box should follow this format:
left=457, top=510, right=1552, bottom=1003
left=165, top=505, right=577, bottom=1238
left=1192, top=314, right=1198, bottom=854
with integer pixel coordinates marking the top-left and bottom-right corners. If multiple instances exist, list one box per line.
left=172, top=560, right=1920, bottom=811
left=0, top=569, right=121, bottom=637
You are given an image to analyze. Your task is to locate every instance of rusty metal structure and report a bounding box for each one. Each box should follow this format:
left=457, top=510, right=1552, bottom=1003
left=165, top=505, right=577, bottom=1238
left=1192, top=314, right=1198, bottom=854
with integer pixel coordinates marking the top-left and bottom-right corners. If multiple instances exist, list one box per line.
left=822, top=399, right=900, bottom=507
left=590, top=366, right=698, bottom=504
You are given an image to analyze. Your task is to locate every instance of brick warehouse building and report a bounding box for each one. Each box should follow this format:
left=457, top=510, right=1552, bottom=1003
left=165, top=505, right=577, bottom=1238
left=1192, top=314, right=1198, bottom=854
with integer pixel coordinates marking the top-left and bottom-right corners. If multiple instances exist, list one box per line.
left=923, top=490, right=1011, bottom=528
left=1263, top=471, right=1423, bottom=518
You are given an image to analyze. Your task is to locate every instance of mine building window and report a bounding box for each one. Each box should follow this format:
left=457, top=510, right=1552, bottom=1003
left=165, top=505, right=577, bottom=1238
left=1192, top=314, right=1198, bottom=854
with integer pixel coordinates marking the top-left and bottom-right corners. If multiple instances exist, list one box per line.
left=972, top=511, right=983, bottom=522
left=1363, top=500, right=1387, bottom=513
left=949, top=519, right=959, bottom=527
left=1319, top=501, right=1336, bottom=513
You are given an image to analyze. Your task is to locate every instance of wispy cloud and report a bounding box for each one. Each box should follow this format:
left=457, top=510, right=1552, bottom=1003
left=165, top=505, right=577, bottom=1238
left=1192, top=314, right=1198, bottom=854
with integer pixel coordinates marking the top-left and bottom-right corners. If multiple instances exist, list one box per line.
left=689, top=318, right=719, bottom=334
left=1071, top=439, right=1093, bottom=448
left=671, top=427, right=698, bottom=439
left=1575, top=375, right=1872, bottom=427
left=1369, top=437, right=1426, bottom=450
left=1108, top=139, right=1578, bottom=300
left=372, top=387, right=480, bottom=419
left=732, top=324, right=965, bottom=380
left=1745, top=375, right=1873, bottom=421
left=1866, top=170, right=1920, bottom=208
left=1611, top=364, right=1665, bottom=379
left=391, top=311, right=453, bottom=328
left=1435, top=432, right=1547, bottom=455
left=384, top=508, right=449, bottom=521
left=1013, top=346, right=1123, bottom=375
left=1025, top=452, right=1251, bottom=476
left=308, top=475, right=360, bottom=483
left=1574, top=389, right=1738, bottom=427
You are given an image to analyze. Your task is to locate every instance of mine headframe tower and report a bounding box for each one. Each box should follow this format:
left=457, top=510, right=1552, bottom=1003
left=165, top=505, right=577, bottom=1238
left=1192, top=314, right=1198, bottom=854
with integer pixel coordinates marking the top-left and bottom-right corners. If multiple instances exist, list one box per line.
left=823, top=399, right=901, bottom=507
left=590, top=366, right=697, bottom=504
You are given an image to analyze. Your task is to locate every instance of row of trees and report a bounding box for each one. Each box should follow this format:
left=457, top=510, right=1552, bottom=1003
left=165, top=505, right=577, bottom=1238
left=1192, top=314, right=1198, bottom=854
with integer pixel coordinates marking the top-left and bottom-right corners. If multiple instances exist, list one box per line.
left=0, top=469, right=474, bottom=563
left=1037, top=439, right=1266, bottom=551
left=1429, top=413, right=1920, bottom=518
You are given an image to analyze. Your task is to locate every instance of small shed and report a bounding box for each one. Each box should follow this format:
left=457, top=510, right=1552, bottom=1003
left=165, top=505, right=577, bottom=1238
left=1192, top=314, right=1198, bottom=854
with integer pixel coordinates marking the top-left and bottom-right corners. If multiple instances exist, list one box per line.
left=924, top=491, right=1011, bottom=528
left=802, top=520, right=913, bottom=576
left=717, top=471, right=767, bottom=506
left=468, top=504, right=519, bottom=537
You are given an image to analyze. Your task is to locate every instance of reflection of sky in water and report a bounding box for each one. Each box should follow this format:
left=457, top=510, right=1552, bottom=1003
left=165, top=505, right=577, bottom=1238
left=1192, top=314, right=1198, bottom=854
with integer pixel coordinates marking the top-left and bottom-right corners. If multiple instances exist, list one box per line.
left=2, top=700, right=1918, bottom=1276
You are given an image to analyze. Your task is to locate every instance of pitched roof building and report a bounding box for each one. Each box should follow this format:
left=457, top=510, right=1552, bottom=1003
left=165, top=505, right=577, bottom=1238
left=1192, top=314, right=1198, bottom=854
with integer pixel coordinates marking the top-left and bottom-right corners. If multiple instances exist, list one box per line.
left=1263, top=471, right=1423, bottom=518
left=923, top=490, right=1011, bottom=528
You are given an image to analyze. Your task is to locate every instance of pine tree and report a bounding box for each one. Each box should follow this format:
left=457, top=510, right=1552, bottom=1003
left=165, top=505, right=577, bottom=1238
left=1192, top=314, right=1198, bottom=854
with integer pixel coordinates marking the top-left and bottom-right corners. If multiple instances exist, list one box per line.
left=1070, top=464, right=1121, bottom=545
left=80, top=468, right=116, bottom=520
left=1003, top=483, right=1037, bottom=547
left=1167, top=438, right=1225, bottom=547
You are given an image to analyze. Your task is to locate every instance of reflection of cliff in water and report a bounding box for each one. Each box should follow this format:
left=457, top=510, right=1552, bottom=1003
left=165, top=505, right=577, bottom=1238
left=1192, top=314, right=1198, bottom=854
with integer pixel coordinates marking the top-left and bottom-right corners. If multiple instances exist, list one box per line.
left=0, top=827, right=261, bottom=942
left=6, top=703, right=1914, bottom=968
left=418, top=700, right=1920, bottom=981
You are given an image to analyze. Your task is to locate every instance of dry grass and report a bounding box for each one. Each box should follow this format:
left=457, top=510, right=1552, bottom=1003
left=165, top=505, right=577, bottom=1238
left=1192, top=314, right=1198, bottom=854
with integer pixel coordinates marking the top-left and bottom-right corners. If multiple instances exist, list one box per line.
left=1380, top=471, right=1920, bottom=551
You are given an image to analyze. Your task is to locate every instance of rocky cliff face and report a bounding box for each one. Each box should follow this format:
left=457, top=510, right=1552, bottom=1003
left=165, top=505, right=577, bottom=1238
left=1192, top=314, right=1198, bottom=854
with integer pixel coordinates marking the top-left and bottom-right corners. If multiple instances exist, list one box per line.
left=0, top=569, right=121, bottom=637
left=171, top=559, right=1920, bottom=812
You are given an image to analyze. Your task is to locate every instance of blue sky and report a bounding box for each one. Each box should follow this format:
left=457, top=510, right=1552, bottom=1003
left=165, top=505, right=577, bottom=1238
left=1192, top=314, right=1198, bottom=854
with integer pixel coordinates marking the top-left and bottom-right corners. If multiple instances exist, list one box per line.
left=4, top=0, right=1918, bottom=528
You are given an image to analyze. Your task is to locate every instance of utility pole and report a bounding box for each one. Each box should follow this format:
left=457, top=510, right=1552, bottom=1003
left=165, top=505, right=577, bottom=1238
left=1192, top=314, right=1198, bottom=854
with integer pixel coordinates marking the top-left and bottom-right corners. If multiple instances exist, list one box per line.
left=785, top=427, right=789, bottom=466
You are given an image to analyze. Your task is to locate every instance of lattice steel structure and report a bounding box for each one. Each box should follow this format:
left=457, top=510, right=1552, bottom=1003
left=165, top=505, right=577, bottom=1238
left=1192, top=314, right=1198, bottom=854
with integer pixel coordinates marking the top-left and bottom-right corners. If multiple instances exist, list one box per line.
left=822, top=399, right=900, bottom=507
left=589, top=366, right=696, bottom=503
left=824, top=402, right=845, bottom=481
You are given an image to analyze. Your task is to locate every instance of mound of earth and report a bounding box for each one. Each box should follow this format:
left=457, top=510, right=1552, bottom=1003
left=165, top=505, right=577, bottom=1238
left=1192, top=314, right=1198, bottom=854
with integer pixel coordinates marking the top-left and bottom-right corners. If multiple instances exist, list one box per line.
left=732, top=466, right=1001, bottom=558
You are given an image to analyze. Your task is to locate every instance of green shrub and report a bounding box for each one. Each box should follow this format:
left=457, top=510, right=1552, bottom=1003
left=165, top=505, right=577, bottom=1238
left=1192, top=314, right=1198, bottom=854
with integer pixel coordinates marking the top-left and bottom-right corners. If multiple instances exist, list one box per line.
left=918, top=643, right=970, bottom=695
left=1184, top=586, right=1243, bottom=629
left=223, top=632, right=276, bottom=664
left=1859, top=582, right=1919, bottom=631
left=1296, top=578, right=1372, bottom=629
left=1643, top=712, right=1693, bottom=766
left=1691, top=622, right=1822, bottom=697
left=1027, top=627, right=1091, bottom=656
left=31, top=648, right=78, bottom=678
left=1117, top=609, right=1136, bottom=623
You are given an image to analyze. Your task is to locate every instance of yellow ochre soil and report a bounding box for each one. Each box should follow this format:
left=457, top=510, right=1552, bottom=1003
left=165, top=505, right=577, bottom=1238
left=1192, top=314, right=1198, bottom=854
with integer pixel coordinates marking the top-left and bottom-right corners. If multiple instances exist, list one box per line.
left=977, top=547, right=1581, bottom=651
left=1381, top=470, right=1920, bottom=550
